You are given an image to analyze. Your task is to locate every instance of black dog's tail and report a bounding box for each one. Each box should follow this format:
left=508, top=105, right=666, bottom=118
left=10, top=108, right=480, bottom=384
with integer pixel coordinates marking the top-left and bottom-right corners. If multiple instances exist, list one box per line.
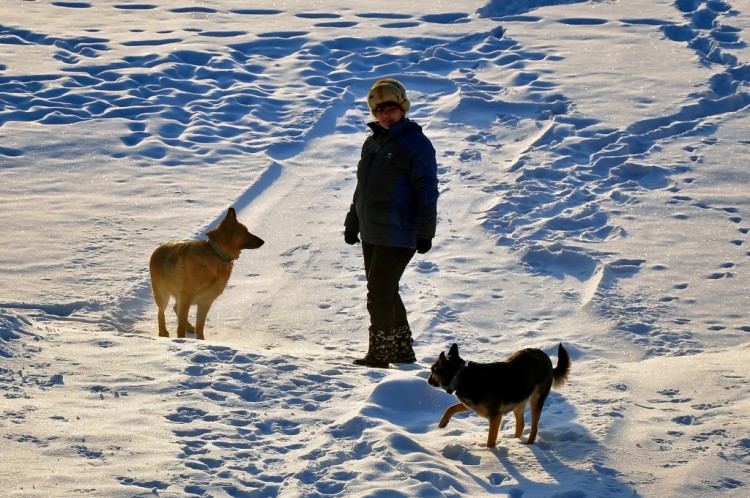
left=552, top=343, right=571, bottom=390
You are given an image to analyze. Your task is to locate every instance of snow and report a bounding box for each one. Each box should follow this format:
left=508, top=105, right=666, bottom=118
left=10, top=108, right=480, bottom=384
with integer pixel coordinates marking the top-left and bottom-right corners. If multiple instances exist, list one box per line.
left=1, top=0, right=749, bottom=496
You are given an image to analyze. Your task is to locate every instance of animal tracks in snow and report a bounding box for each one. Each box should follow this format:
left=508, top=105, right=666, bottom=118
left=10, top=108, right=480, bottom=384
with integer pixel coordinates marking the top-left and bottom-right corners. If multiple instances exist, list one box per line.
left=450, top=1, right=750, bottom=357
left=621, top=352, right=750, bottom=481
left=2, top=1, right=749, bottom=497
left=0, top=6, right=488, bottom=169
left=12, top=0, right=746, bottom=361
left=160, top=344, right=401, bottom=495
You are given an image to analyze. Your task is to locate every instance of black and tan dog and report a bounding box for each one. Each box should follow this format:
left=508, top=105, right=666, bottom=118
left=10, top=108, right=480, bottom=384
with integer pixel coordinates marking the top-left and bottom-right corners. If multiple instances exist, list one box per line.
left=428, top=343, right=571, bottom=448
left=149, top=207, right=264, bottom=340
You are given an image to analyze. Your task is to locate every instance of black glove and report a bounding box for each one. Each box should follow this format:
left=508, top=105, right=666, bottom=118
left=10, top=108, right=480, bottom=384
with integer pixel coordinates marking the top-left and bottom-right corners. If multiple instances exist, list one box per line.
left=416, top=238, right=432, bottom=254
left=345, top=230, right=360, bottom=245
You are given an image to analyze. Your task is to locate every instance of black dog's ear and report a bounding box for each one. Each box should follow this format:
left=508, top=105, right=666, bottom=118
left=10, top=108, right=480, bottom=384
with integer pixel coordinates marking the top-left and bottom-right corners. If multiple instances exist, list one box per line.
left=439, top=352, right=446, bottom=361
left=448, top=343, right=459, bottom=357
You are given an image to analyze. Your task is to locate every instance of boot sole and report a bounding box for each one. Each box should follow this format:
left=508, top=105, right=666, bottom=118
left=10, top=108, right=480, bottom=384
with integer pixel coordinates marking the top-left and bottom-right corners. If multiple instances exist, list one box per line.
left=353, top=358, right=389, bottom=368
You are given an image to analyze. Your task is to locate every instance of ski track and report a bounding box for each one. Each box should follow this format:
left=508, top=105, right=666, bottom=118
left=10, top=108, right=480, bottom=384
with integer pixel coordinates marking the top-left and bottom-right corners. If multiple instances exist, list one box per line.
left=2, top=0, right=750, bottom=496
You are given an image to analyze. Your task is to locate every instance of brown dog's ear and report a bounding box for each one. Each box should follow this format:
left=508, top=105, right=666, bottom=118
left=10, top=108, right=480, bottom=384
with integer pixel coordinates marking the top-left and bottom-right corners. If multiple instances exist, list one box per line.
left=448, top=343, right=459, bottom=357
left=215, top=208, right=236, bottom=230
left=439, top=352, right=446, bottom=361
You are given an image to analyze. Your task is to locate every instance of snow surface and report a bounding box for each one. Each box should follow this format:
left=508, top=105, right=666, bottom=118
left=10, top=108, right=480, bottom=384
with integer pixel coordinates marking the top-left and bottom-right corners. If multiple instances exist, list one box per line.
left=1, top=0, right=749, bottom=497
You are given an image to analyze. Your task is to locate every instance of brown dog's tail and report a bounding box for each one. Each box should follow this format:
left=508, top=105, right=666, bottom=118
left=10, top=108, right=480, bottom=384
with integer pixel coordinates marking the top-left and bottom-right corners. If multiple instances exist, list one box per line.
left=552, top=343, right=571, bottom=390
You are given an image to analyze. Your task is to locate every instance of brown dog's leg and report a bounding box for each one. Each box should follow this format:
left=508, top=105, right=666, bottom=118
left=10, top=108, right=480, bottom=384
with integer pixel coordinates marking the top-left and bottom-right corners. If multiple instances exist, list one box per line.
left=194, top=303, right=211, bottom=341
left=173, top=303, right=195, bottom=333
left=487, top=414, right=503, bottom=448
left=151, top=281, right=170, bottom=337
left=438, top=403, right=470, bottom=429
left=513, top=403, right=526, bottom=438
left=175, top=298, right=191, bottom=339
left=156, top=308, right=169, bottom=337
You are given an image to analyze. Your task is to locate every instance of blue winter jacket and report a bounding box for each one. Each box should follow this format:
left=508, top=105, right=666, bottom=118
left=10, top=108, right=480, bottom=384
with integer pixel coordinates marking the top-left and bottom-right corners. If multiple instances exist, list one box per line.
left=345, top=118, right=439, bottom=248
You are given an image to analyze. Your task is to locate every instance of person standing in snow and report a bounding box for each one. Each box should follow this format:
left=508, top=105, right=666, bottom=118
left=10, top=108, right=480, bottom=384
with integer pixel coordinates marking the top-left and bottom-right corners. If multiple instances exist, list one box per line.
left=344, top=78, right=439, bottom=368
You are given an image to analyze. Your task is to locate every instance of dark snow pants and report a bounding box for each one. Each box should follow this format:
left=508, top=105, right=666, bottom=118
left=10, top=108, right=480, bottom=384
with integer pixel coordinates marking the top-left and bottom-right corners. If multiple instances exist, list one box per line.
left=362, top=242, right=416, bottom=332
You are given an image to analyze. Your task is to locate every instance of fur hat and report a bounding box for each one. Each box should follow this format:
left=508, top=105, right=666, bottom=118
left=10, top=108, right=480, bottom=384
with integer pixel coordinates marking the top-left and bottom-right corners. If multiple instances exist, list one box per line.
left=367, top=78, right=411, bottom=116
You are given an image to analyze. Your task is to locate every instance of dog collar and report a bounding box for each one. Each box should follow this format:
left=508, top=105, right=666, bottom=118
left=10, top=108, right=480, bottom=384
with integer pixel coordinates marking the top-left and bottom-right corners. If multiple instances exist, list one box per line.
left=447, top=361, right=466, bottom=394
left=208, top=239, right=234, bottom=264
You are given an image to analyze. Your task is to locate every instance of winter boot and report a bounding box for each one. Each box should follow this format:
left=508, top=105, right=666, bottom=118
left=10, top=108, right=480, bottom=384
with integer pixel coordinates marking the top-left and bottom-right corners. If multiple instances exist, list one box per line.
left=390, top=325, right=417, bottom=364
left=353, top=328, right=394, bottom=368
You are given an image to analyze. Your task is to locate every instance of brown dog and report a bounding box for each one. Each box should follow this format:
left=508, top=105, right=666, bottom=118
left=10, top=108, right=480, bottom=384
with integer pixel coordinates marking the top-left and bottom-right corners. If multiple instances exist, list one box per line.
left=428, top=343, right=570, bottom=448
left=149, top=207, right=264, bottom=340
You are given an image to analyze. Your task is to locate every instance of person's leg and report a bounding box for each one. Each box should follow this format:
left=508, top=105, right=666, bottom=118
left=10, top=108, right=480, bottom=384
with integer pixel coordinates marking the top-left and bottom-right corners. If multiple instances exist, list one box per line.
left=354, top=243, right=414, bottom=367
left=388, top=276, right=416, bottom=362
left=365, top=244, right=415, bottom=331
left=392, top=289, right=408, bottom=329
left=354, top=242, right=388, bottom=367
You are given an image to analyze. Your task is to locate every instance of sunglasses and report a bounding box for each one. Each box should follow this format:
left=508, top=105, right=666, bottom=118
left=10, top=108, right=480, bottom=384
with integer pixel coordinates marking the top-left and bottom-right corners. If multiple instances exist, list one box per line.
left=375, top=105, right=402, bottom=115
